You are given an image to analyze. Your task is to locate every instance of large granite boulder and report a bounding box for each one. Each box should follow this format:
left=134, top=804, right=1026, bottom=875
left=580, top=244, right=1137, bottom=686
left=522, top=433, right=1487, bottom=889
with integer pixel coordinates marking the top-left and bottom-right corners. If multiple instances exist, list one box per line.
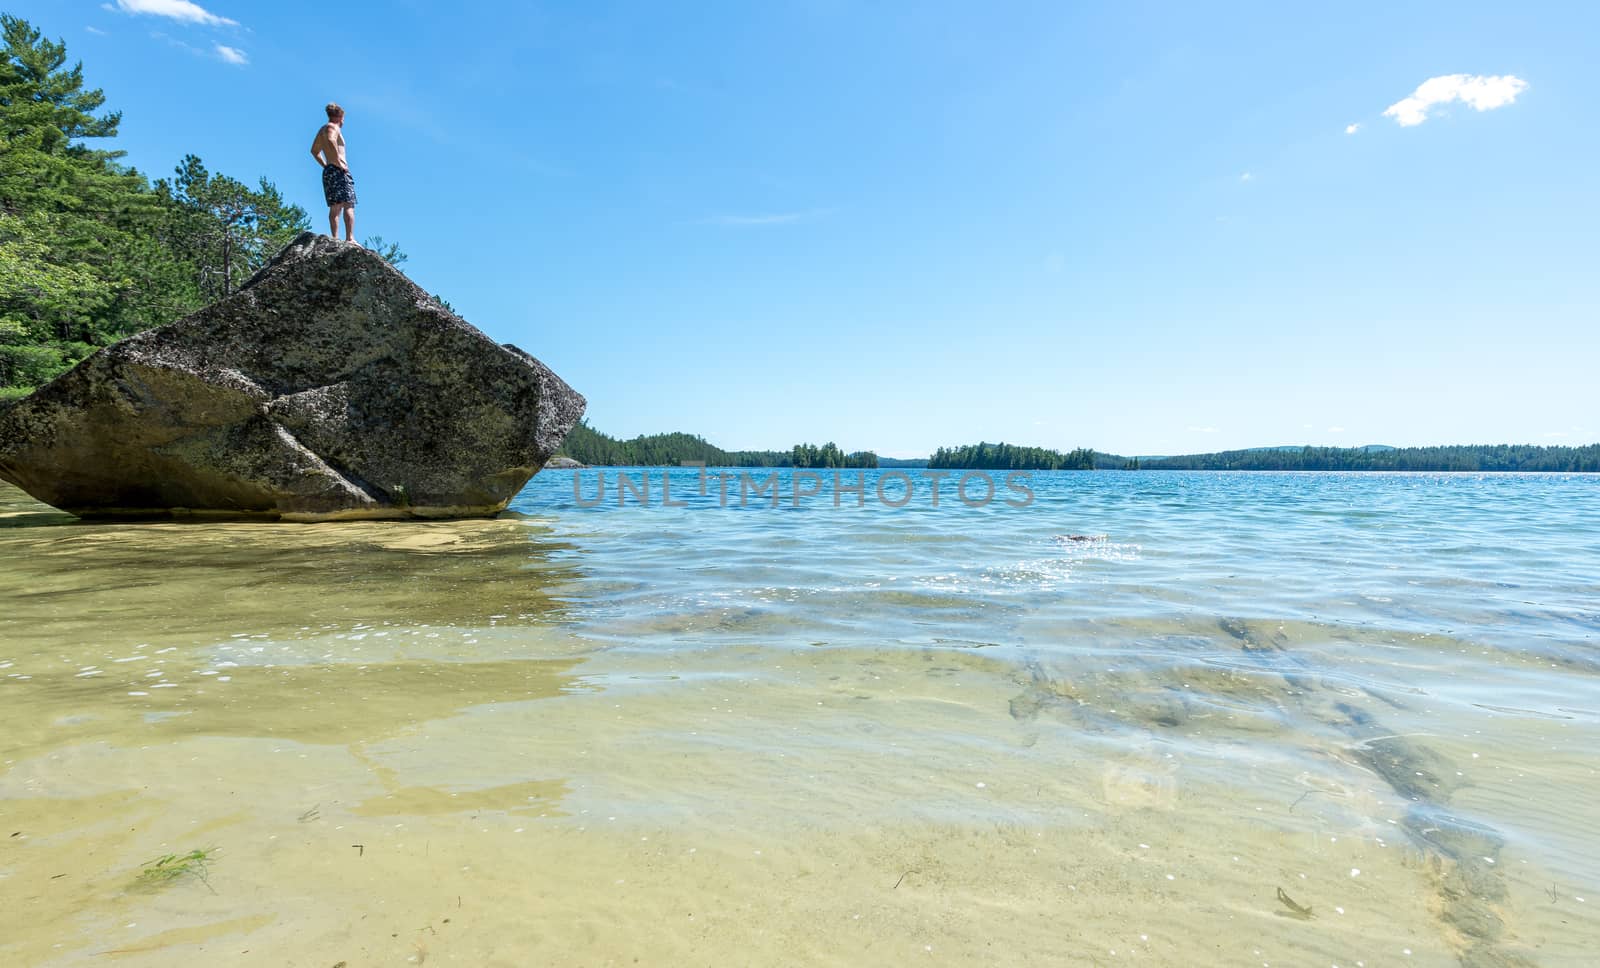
left=0, top=232, right=585, bottom=520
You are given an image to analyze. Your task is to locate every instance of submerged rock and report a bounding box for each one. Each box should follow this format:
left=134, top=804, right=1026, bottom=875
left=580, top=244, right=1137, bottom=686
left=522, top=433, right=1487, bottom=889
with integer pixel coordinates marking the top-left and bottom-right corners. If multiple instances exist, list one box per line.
left=0, top=233, right=585, bottom=520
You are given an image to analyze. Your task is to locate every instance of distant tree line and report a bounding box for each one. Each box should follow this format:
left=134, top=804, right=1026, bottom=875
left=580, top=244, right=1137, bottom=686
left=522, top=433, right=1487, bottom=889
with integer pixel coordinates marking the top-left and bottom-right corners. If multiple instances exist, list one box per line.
left=789, top=441, right=876, bottom=468
left=929, top=442, right=1096, bottom=470
left=559, top=429, right=1600, bottom=473
left=556, top=421, right=877, bottom=467
left=1137, top=444, right=1600, bottom=472
left=0, top=15, right=403, bottom=400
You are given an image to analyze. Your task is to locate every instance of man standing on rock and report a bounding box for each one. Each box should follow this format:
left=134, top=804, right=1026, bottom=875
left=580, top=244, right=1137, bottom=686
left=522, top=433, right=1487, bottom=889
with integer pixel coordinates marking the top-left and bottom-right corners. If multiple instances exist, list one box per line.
left=309, top=102, right=356, bottom=243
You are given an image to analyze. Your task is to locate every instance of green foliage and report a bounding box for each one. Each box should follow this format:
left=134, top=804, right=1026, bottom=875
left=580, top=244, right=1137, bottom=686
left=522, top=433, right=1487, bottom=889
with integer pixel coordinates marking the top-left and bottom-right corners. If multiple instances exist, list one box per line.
left=0, top=339, right=93, bottom=389
left=157, top=154, right=308, bottom=301
left=363, top=235, right=407, bottom=267
left=0, top=14, right=119, bottom=150
left=557, top=421, right=878, bottom=468
left=929, top=442, right=1096, bottom=470
left=0, top=211, right=113, bottom=382
left=0, top=14, right=170, bottom=357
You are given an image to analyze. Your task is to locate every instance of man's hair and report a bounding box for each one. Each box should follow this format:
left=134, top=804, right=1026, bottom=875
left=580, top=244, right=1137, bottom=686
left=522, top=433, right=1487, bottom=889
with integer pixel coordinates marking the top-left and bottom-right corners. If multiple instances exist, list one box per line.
left=325, top=102, right=343, bottom=120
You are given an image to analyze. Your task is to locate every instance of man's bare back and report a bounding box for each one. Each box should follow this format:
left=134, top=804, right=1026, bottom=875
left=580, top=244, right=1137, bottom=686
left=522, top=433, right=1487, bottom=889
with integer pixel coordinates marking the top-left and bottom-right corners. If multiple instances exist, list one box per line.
left=310, top=121, right=346, bottom=171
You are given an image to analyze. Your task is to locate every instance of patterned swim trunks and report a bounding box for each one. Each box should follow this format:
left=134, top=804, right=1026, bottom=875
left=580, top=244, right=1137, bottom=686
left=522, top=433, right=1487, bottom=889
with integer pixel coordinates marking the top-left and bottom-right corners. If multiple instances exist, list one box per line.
left=322, top=164, right=357, bottom=206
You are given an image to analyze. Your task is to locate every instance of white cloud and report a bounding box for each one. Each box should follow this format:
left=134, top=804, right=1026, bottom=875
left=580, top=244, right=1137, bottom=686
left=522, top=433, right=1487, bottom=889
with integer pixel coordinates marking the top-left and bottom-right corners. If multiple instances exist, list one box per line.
left=1345, top=122, right=1361, bottom=135
left=214, top=43, right=247, bottom=65
left=1239, top=172, right=1253, bottom=183
left=1382, top=74, right=1527, bottom=127
left=110, top=0, right=237, bottom=28
left=1327, top=426, right=1345, bottom=433
left=1543, top=431, right=1569, bottom=438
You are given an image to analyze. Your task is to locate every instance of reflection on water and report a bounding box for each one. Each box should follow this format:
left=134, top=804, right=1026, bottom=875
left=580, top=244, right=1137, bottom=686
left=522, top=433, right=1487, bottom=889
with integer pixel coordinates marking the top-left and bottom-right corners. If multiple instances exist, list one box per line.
left=1, top=512, right=587, bottom=651
left=2, top=472, right=1598, bottom=966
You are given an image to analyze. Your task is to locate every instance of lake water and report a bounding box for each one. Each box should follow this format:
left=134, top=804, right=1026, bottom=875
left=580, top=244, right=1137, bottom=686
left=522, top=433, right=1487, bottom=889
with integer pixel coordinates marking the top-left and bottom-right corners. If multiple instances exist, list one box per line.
left=2, top=469, right=1597, bottom=966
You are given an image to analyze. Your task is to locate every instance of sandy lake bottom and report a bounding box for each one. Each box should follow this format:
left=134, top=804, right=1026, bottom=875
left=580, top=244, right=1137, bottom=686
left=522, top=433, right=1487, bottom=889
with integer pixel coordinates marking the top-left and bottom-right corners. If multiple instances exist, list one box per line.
left=3, top=470, right=1598, bottom=966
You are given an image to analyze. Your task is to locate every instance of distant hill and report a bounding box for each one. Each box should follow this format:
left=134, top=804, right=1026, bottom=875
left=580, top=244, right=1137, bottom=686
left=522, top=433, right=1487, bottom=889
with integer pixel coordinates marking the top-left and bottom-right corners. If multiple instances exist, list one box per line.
left=556, top=422, right=877, bottom=468
left=1159, top=443, right=1397, bottom=456
left=1137, top=444, right=1600, bottom=472
left=898, top=442, right=1592, bottom=472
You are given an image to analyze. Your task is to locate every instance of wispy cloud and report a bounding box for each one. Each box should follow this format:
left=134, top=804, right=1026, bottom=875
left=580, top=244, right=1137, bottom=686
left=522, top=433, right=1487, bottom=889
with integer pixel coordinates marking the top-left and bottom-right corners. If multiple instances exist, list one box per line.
left=1382, top=74, right=1528, bottom=127
left=1238, top=172, right=1253, bottom=183
left=1345, top=122, right=1361, bottom=135
left=1187, top=426, right=1219, bottom=434
left=149, top=30, right=195, bottom=53
left=1327, top=426, right=1345, bottom=433
left=108, top=0, right=237, bottom=27
left=86, top=25, right=109, bottom=35
left=699, top=210, right=829, bottom=227
left=214, top=43, right=247, bottom=65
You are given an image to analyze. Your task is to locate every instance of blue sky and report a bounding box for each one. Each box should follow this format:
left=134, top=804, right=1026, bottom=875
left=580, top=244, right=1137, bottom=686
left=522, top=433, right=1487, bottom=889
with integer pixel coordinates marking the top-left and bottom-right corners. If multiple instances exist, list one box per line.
left=15, top=0, right=1599, bottom=456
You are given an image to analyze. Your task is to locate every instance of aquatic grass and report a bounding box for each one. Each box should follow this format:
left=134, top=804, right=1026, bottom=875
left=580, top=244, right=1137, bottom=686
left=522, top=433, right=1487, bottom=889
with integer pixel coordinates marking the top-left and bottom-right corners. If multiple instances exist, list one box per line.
left=134, top=846, right=218, bottom=892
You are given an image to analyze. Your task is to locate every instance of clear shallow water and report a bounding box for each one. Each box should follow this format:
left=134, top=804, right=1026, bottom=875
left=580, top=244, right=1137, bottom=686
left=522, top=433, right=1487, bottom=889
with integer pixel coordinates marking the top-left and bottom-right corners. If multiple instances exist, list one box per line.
left=2, top=470, right=1598, bottom=966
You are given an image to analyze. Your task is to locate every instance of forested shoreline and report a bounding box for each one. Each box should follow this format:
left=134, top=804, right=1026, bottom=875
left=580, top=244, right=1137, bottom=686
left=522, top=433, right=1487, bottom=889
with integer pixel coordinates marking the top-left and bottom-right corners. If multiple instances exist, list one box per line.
left=560, top=428, right=1600, bottom=472
left=1134, top=444, right=1600, bottom=472
left=929, top=442, right=1097, bottom=470
left=556, top=422, right=878, bottom=468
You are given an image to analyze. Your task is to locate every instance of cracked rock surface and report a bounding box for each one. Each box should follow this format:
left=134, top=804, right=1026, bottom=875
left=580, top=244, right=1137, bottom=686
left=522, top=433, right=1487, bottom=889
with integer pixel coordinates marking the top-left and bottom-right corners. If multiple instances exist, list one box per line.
left=0, top=232, right=585, bottom=520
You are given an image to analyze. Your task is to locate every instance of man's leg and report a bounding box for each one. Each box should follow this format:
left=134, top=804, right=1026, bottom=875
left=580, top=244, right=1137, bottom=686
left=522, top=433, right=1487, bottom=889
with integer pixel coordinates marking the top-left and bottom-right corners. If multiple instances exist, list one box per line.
left=327, top=205, right=340, bottom=239
left=342, top=205, right=355, bottom=243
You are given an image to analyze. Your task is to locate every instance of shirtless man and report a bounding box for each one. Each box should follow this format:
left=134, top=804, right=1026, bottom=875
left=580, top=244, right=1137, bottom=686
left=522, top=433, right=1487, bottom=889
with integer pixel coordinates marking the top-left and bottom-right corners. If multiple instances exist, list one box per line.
left=309, top=103, right=356, bottom=242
